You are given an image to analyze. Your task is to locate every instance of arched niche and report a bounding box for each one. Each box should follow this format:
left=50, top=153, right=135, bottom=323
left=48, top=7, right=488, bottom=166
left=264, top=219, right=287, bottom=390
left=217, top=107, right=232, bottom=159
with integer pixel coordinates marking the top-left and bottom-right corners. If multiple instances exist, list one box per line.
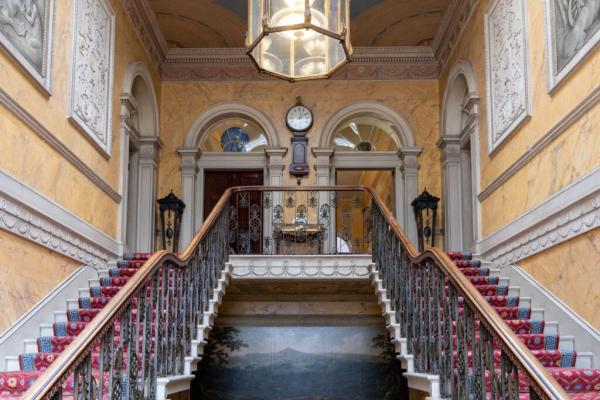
left=178, top=102, right=286, bottom=249
left=314, top=101, right=422, bottom=245
left=119, top=62, right=161, bottom=254
left=439, top=60, right=482, bottom=252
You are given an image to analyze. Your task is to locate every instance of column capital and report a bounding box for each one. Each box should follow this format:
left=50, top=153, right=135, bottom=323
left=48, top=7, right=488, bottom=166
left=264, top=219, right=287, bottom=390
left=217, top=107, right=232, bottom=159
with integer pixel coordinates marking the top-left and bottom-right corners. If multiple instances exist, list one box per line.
left=311, top=147, right=335, bottom=159
left=138, top=137, right=162, bottom=164
left=398, top=146, right=422, bottom=172
left=178, top=148, right=200, bottom=175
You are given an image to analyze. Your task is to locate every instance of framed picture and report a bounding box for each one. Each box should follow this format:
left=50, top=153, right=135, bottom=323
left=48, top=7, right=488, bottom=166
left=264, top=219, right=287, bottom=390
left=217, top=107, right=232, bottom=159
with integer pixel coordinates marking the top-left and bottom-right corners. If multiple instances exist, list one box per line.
left=545, top=0, right=600, bottom=91
left=0, top=0, right=55, bottom=93
left=485, top=0, right=532, bottom=153
left=68, top=0, right=115, bottom=156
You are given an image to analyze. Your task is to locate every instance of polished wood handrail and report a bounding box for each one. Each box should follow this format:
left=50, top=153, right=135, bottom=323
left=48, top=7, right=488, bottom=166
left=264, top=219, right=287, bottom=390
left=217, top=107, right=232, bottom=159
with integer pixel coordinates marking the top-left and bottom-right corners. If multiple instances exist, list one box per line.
left=22, top=185, right=569, bottom=400
left=367, top=185, right=569, bottom=400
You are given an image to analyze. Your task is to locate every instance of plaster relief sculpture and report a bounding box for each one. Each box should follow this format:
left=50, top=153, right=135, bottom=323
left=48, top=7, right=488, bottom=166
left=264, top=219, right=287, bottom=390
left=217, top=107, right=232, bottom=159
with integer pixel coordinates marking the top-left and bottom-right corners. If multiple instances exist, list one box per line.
left=485, top=0, right=531, bottom=153
left=546, top=0, right=600, bottom=89
left=0, top=0, right=53, bottom=92
left=69, top=0, right=115, bottom=156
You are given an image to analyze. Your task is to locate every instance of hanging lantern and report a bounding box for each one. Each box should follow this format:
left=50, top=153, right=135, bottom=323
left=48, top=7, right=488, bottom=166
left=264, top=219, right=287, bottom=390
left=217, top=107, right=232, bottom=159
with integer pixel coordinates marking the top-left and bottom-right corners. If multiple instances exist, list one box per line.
left=411, top=189, right=440, bottom=252
left=157, top=191, right=186, bottom=253
left=246, top=0, right=352, bottom=81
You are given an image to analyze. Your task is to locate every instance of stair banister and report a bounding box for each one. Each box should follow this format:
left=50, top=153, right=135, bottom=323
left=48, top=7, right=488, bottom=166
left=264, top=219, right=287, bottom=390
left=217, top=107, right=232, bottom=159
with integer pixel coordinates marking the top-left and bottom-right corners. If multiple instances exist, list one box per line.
left=19, top=185, right=570, bottom=400
left=369, top=189, right=570, bottom=400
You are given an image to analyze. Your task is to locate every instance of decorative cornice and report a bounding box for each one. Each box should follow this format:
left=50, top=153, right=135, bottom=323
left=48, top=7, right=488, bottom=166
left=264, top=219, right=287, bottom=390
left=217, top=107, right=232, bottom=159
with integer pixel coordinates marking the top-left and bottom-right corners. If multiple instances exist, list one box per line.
left=161, top=47, right=439, bottom=81
left=479, top=84, right=600, bottom=202
left=0, top=170, right=120, bottom=268
left=480, top=166, right=600, bottom=267
left=229, top=255, right=372, bottom=279
left=433, top=0, right=480, bottom=69
left=0, top=87, right=121, bottom=202
left=119, top=0, right=168, bottom=68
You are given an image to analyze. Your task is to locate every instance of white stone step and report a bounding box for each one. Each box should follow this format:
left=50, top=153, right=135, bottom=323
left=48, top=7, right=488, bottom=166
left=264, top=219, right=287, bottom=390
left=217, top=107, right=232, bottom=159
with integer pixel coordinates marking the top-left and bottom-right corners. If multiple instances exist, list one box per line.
left=5, top=356, right=19, bottom=371
left=53, top=311, right=67, bottom=324
left=40, top=323, right=53, bottom=337
left=78, top=288, right=90, bottom=299
left=23, top=339, right=37, bottom=353
left=544, top=321, right=559, bottom=336
left=88, top=279, right=100, bottom=288
left=559, top=335, right=575, bottom=351
left=576, top=352, right=593, bottom=369
left=66, top=299, right=79, bottom=311
left=508, top=286, right=520, bottom=297
left=519, top=297, right=531, bottom=308
left=530, top=308, right=545, bottom=321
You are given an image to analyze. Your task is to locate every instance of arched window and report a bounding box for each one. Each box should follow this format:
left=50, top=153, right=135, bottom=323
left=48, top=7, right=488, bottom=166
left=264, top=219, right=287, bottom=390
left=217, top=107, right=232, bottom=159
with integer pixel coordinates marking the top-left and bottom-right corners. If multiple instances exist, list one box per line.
left=330, top=114, right=401, bottom=152
left=200, top=118, right=269, bottom=153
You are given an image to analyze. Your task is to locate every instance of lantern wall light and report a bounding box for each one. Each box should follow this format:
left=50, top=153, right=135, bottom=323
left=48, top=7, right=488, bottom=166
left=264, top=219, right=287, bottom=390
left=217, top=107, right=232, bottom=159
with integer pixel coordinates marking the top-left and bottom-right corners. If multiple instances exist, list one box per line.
left=246, top=0, right=353, bottom=81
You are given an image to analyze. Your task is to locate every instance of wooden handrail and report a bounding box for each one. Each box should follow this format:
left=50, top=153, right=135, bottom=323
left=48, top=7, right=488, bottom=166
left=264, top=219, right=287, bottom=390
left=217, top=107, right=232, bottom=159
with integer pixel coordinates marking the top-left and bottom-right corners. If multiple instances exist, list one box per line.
left=21, top=185, right=569, bottom=400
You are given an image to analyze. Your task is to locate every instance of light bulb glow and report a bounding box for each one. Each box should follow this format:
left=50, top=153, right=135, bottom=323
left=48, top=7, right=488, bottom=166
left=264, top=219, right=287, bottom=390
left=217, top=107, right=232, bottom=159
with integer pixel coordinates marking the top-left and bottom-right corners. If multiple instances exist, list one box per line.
left=270, top=7, right=327, bottom=40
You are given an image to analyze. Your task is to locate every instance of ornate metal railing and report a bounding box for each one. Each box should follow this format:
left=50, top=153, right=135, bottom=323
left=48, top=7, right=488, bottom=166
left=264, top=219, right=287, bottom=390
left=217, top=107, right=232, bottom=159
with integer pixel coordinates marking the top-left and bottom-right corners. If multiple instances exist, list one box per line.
left=21, top=186, right=568, bottom=400
left=370, top=195, right=569, bottom=400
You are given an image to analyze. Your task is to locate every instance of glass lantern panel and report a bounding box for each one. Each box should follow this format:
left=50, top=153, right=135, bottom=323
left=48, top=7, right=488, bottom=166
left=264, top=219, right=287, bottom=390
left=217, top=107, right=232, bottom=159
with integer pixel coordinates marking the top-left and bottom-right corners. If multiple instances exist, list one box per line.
left=201, top=118, right=269, bottom=153
left=331, top=115, right=401, bottom=152
left=248, top=0, right=263, bottom=46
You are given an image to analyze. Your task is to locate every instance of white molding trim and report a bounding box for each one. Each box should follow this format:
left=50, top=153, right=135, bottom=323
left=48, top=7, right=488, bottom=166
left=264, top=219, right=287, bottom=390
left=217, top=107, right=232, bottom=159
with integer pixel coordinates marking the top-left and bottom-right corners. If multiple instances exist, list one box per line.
left=0, top=87, right=121, bottom=202
left=479, top=84, right=600, bottom=202
left=480, top=166, right=600, bottom=267
left=0, top=169, right=120, bottom=268
left=0, top=0, right=55, bottom=94
left=229, top=255, right=372, bottom=280
left=68, top=0, right=116, bottom=157
left=484, top=0, right=531, bottom=154
left=433, top=0, right=480, bottom=69
left=544, top=0, right=600, bottom=92
left=119, top=0, right=168, bottom=68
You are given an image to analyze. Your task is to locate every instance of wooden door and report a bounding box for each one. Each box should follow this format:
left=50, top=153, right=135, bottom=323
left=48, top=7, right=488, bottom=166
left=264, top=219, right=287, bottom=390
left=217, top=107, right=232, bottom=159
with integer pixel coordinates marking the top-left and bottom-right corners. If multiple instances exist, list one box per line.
left=203, top=170, right=263, bottom=219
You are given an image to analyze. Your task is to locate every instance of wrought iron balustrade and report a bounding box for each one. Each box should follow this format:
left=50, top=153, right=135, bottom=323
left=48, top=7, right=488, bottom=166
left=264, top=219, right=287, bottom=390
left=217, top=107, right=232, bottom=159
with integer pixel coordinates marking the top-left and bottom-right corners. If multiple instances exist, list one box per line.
left=21, top=186, right=569, bottom=400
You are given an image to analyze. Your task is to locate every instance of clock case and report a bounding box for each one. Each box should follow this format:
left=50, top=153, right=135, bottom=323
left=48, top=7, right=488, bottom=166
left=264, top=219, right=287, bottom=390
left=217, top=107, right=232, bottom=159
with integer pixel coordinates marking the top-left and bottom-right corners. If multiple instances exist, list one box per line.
left=286, top=98, right=312, bottom=177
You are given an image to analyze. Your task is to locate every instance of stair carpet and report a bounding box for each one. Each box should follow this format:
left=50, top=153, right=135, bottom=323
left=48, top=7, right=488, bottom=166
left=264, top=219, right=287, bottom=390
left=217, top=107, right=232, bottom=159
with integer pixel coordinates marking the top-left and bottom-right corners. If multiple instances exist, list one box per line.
left=0, top=253, right=152, bottom=399
left=447, top=252, right=600, bottom=400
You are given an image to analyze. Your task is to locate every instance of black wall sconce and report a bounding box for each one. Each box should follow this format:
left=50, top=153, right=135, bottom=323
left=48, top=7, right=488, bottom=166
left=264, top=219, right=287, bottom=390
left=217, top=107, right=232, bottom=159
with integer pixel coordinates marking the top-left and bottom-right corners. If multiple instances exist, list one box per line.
left=157, top=191, right=185, bottom=253
left=411, top=189, right=440, bottom=252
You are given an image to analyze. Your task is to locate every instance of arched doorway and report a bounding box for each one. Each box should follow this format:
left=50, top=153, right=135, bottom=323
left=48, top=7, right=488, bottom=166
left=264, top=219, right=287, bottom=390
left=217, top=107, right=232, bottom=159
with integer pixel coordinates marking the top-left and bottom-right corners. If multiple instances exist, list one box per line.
left=316, top=102, right=422, bottom=245
left=440, top=60, right=481, bottom=252
left=119, top=62, right=160, bottom=253
left=178, top=102, right=285, bottom=249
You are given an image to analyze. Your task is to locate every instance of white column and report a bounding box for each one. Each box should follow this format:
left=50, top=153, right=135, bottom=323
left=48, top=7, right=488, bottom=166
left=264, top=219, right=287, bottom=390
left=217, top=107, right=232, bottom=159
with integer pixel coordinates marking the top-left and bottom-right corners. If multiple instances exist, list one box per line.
left=117, top=96, right=135, bottom=254
left=311, top=148, right=335, bottom=252
left=178, top=148, right=200, bottom=250
left=399, top=147, right=422, bottom=246
left=465, top=97, right=483, bottom=252
left=265, top=148, right=287, bottom=185
left=136, top=137, right=162, bottom=252
left=440, top=138, right=464, bottom=251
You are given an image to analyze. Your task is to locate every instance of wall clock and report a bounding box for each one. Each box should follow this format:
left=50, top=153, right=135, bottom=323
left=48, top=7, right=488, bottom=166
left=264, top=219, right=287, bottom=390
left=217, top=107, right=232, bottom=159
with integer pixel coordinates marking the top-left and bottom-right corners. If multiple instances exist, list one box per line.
left=286, top=97, right=312, bottom=177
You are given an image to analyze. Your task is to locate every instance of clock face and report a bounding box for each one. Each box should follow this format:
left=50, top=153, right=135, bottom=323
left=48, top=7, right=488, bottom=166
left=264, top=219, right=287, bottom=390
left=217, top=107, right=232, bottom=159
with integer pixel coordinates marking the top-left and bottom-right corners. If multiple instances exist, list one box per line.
left=286, top=105, right=313, bottom=131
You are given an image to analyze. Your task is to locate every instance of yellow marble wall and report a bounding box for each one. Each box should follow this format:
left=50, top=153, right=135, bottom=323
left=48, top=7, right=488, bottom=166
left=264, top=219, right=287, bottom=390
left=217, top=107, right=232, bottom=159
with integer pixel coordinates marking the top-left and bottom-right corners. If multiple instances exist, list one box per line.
left=0, top=0, right=161, bottom=238
left=158, top=79, right=443, bottom=225
left=0, top=230, right=80, bottom=333
left=439, top=0, right=600, bottom=236
left=518, top=228, right=600, bottom=331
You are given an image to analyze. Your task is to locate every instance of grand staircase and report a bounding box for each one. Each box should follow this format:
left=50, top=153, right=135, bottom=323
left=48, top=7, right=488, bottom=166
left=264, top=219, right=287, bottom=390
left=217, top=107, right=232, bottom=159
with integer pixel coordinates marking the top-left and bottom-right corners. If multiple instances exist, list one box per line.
left=0, top=186, right=598, bottom=399
left=0, top=252, right=230, bottom=399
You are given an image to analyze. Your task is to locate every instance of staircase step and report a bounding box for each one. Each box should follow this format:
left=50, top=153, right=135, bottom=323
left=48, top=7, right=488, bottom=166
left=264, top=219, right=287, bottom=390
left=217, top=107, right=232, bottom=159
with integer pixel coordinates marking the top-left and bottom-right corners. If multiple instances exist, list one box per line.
left=109, top=267, right=138, bottom=277
left=549, top=368, right=600, bottom=393
left=473, top=284, right=509, bottom=296
left=90, top=286, right=121, bottom=297
left=122, top=252, right=153, bottom=260
left=447, top=251, right=473, bottom=260
left=454, top=350, right=577, bottom=368
left=0, top=371, right=41, bottom=396
left=79, top=296, right=112, bottom=309
left=467, top=276, right=499, bottom=285
left=100, top=276, right=130, bottom=287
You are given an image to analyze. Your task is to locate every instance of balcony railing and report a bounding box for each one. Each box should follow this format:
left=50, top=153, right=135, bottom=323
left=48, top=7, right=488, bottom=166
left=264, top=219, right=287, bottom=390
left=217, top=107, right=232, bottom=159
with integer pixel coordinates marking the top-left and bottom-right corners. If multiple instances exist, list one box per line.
left=21, top=186, right=568, bottom=400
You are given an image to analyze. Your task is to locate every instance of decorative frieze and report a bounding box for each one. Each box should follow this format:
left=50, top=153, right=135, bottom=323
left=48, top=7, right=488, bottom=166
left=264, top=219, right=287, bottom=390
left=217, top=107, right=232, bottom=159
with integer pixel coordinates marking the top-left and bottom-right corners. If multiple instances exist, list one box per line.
left=118, top=0, right=167, bottom=67
left=161, top=47, right=439, bottom=81
left=433, top=0, right=480, bottom=68
left=69, top=0, right=116, bottom=156
left=484, top=0, right=531, bottom=153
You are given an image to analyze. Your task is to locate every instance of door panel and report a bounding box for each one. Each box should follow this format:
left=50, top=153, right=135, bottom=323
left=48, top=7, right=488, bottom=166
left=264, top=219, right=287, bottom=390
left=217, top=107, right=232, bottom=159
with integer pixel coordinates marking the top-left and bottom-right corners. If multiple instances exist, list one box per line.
left=203, top=170, right=263, bottom=220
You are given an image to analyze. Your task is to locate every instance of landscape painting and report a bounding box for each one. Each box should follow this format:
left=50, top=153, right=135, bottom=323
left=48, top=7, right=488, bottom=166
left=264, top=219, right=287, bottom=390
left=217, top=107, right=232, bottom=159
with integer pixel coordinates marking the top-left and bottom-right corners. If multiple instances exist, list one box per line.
left=0, top=0, right=54, bottom=91
left=191, top=325, right=407, bottom=400
left=546, top=0, right=600, bottom=88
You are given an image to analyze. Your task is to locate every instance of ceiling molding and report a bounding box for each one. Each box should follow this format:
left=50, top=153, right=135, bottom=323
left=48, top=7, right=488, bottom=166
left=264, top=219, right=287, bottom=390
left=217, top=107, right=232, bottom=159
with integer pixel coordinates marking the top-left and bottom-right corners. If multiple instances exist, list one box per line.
left=160, top=47, right=439, bottom=81
left=432, top=0, right=479, bottom=69
left=119, top=0, right=168, bottom=68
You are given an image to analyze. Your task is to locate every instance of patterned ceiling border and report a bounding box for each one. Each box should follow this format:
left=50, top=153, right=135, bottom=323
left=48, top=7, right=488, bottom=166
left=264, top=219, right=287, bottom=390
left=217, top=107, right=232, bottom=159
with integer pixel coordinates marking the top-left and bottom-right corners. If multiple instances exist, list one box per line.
left=432, top=0, right=480, bottom=69
left=160, top=47, right=439, bottom=81
left=119, top=0, right=168, bottom=68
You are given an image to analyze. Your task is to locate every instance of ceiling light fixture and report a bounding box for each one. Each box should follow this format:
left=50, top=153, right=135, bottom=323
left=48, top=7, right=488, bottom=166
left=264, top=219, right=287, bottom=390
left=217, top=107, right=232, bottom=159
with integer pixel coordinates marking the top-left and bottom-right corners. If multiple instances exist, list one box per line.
left=246, top=0, right=352, bottom=82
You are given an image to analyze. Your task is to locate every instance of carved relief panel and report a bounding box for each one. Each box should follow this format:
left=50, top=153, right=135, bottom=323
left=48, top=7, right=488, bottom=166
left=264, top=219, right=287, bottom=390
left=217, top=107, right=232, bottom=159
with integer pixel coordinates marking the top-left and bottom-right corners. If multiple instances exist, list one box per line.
left=0, top=0, right=55, bottom=92
left=484, top=0, right=531, bottom=153
left=69, top=0, right=115, bottom=156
